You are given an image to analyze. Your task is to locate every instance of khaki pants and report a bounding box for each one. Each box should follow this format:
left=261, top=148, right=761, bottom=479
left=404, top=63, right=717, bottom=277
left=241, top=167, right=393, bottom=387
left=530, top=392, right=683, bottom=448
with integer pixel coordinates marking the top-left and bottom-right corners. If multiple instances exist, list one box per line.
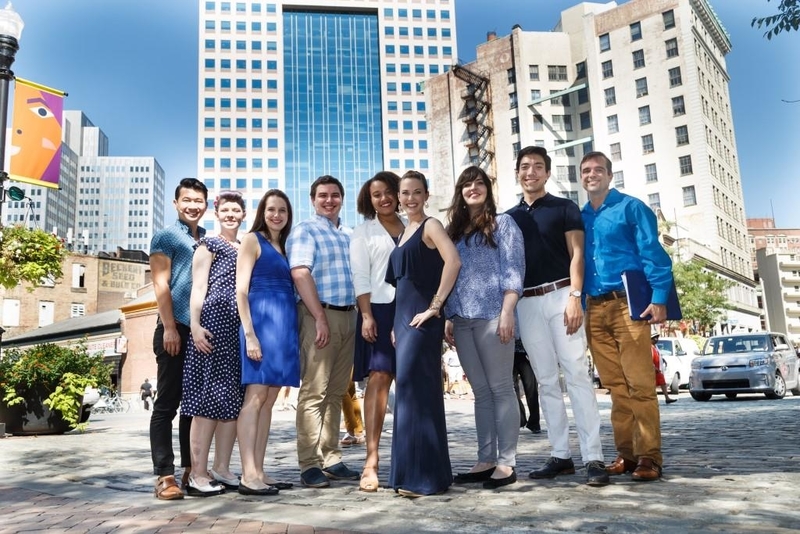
left=342, top=380, right=364, bottom=436
left=585, top=298, right=662, bottom=465
left=296, top=304, right=356, bottom=472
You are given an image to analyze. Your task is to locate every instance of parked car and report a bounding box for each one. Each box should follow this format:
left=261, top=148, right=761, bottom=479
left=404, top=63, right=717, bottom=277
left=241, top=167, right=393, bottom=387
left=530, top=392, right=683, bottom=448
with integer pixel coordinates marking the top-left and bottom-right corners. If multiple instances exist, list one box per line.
left=80, top=386, right=101, bottom=423
left=689, top=332, right=800, bottom=401
left=656, top=337, right=701, bottom=394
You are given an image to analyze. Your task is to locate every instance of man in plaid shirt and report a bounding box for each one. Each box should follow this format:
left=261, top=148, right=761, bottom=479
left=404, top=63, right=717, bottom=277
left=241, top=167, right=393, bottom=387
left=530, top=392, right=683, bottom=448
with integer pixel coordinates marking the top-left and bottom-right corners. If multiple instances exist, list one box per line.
left=287, top=175, right=359, bottom=488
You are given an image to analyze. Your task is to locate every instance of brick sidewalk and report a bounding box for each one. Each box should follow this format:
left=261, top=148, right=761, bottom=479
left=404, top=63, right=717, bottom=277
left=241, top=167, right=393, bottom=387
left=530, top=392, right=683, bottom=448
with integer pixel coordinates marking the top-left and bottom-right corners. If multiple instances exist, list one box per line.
left=0, top=486, right=364, bottom=534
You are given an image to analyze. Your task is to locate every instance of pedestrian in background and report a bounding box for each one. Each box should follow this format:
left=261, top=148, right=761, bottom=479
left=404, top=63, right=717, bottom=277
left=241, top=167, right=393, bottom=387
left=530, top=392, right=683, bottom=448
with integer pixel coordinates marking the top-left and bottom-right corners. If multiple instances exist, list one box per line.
left=350, top=171, right=405, bottom=492
left=386, top=170, right=461, bottom=498
left=182, top=190, right=246, bottom=497
left=140, top=378, right=153, bottom=411
left=236, top=189, right=300, bottom=495
left=651, top=331, right=677, bottom=404
left=444, top=166, right=524, bottom=490
left=581, top=151, right=675, bottom=482
left=148, top=178, right=208, bottom=501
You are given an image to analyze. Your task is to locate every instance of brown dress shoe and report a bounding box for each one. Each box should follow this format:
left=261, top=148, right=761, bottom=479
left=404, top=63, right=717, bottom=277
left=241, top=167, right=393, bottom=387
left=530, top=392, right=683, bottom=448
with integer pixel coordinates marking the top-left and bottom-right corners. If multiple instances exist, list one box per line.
left=606, top=456, right=637, bottom=475
left=631, top=458, right=662, bottom=481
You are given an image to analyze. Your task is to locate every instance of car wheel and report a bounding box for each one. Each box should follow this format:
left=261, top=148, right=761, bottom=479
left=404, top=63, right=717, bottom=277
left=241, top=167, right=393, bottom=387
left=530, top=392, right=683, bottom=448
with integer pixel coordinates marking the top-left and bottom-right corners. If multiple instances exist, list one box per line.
left=669, top=373, right=680, bottom=395
left=690, top=391, right=711, bottom=401
left=765, top=373, right=786, bottom=400
left=725, top=393, right=737, bottom=400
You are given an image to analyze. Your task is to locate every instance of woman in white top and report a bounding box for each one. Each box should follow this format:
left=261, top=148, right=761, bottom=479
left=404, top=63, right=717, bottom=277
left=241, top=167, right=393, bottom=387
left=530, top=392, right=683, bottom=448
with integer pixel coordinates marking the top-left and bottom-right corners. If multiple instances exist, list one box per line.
left=350, top=171, right=406, bottom=492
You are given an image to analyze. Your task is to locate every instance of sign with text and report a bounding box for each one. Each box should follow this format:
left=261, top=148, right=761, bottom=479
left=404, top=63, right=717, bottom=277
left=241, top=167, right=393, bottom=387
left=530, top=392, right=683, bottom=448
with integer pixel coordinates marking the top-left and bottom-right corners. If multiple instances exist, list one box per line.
left=98, top=261, right=145, bottom=292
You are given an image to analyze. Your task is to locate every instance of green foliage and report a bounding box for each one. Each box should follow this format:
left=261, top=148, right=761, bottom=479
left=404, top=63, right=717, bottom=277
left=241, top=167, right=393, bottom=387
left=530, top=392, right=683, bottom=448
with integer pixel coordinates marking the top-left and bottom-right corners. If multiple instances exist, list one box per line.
left=673, top=260, right=733, bottom=336
left=752, top=0, right=800, bottom=39
left=0, top=225, right=68, bottom=291
left=0, top=342, right=112, bottom=430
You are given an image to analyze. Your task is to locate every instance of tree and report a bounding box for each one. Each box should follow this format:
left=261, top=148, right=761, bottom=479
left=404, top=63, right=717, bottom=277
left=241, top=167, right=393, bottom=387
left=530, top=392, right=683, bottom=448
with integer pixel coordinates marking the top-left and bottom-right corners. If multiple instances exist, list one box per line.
left=752, top=0, right=800, bottom=39
left=0, top=225, right=68, bottom=290
left=672, top=259, right=733, bottom=336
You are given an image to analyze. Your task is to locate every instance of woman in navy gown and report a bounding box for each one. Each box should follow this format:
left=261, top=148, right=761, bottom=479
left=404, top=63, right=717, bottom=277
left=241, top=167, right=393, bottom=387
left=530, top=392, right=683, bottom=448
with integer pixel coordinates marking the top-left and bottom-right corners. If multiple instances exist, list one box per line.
left=385, top=171, right=461, bottom=497
left=235, top=189, right=300, bottom=495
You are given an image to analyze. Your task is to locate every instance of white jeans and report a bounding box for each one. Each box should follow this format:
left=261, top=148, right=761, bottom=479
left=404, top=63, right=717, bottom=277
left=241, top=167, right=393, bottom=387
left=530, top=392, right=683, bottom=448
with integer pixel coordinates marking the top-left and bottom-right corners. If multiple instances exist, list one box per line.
left=517, top=287, right=604, bottom=463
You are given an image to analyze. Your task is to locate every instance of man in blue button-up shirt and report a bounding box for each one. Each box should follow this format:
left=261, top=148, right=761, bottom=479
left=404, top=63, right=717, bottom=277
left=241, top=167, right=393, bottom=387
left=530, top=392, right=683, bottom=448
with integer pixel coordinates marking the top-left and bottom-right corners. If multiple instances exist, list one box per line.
left=580, top=151, right=674, bottom=483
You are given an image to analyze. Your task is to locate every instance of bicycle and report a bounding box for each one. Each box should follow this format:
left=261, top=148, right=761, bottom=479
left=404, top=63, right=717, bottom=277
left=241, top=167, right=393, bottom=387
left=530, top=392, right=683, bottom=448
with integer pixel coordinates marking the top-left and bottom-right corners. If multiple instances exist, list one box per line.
left=92, top=392, right=131, bottom=414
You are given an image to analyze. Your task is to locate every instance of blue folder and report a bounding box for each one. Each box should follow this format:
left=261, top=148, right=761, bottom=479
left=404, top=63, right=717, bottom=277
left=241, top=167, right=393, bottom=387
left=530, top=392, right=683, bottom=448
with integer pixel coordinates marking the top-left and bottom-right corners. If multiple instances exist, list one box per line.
left=621, top=269, right=682, bottom=321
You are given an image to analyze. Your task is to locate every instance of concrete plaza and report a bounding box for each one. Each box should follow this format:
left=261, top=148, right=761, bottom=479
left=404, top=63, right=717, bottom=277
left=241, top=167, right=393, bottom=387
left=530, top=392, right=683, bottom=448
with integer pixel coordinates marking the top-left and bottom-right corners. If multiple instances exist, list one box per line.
left=1, top=390, right=799, bottom=533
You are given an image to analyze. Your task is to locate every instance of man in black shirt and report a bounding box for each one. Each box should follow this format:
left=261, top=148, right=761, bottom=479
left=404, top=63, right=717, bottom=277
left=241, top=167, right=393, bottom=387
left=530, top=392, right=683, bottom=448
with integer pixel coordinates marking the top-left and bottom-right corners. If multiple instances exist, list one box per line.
left=506, top=146, right=608, bottom=487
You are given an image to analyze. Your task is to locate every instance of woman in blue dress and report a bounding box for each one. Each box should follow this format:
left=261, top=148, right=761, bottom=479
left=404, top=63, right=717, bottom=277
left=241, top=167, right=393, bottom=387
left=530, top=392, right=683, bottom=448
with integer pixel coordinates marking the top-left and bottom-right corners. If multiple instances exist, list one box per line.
left=236, top=189, right=300, bottom=495
left=182, top=191, right=246, bottom=497
left=386, top=171, right=461, bottom=498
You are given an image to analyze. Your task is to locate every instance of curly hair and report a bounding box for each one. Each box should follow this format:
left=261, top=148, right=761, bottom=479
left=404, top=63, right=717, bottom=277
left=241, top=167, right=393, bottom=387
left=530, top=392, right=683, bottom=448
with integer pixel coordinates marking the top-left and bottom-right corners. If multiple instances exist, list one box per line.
left=446, top=166, right=497, bottom=248
left=356, top=171, right=400, bottom=219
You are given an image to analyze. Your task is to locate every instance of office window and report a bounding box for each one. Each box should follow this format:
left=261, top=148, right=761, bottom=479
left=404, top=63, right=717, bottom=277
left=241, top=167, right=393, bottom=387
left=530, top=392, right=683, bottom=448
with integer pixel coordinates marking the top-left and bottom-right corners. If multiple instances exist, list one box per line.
left=576, top=61, right=586, bottom=79
left=533, top=114, right=543, bottom=131
left=635, top=77, right=648, bottom=97
left=683, top=186, right=697, bottom=206
left=672, top=95, right=686, bottom=116
left=648, top=193, right=661, bottom=209
left=71, top=303, right=86, bottom=318
left=607, top=114, right=619, bottom=134
left=509, top=92, right=518, bottom=109
left=601, top=60, right=613, bottom=79
left=580, top=111, right=591, bottom=130
left=507, top=68, right=516, bottom=84
left=548, top=65, right=568, bottom=81
left=512, top=142, right=521, bottom=158
left=676, top=125, right=690, bottom=146
left=669, top=67, right=682, bottom=87
left=632, top=49, right=645, bottom=69
left=639, top=105, right=651, bottom=125
left=610, top=142, right=622, bottom=162
left=663, top=10, right=676, bottom=30
left=511, top=117, right=519, bottom=134
left=604, top=87, right=616, bottom=106
left=642, top=134, right=654, bottom=154
left=630, top=22, right=642, bottom=41
left=599, top=33, right=610, bottom=52
left=552, top=114, right=572, bottom=132
left=666, top=38, right=679, bottom=58
left=529, top=64, right=539, bottom=81
left=645, top=163, right=658, bottom=183
left=72, top=264, right=86, bottom=288
left=530, top=89, right=541, bottom=101
left=389, top=140, right=399, bottom=150
left=679, top=155, right=693, bottom=175
left=578, top=87, right=588, bottom=104
left=613, top=171, right=624, bottom=188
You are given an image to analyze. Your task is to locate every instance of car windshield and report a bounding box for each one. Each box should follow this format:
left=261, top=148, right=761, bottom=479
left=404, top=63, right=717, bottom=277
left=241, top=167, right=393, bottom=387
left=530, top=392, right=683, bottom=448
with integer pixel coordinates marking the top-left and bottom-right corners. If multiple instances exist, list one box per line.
left=655, top=340, right=673, bottom=355
left=704, top=336, right=769, bottom=354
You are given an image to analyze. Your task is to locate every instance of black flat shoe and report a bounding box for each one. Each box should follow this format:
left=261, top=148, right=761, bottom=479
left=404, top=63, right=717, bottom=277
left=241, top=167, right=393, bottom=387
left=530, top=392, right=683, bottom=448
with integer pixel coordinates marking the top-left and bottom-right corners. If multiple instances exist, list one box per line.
left=238, top=483, right=279, bottom=496
left=453, top=467, right=496, bottom=484
left=483, top=469, right=517, bottom=489
left=270, top=481, right=293, bottom=490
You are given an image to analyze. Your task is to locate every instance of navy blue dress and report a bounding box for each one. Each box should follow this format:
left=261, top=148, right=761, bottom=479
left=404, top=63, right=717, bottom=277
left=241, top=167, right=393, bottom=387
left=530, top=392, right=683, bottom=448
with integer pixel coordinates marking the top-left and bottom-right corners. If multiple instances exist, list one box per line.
left=239, top=233, right=300, bottom=387
left=385, top=218, right=452, bottom=495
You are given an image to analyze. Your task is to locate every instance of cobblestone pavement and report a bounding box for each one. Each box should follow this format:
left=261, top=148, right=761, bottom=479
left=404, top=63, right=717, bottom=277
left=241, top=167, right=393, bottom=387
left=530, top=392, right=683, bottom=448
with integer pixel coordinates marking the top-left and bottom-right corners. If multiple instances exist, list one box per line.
left=1, top=391, right=799, bottom=533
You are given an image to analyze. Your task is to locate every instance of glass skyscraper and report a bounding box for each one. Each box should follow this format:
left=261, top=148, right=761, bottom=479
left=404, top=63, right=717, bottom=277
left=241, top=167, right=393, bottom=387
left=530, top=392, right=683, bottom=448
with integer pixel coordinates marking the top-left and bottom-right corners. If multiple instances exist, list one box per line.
left=198, top=0, right=458, bottom=229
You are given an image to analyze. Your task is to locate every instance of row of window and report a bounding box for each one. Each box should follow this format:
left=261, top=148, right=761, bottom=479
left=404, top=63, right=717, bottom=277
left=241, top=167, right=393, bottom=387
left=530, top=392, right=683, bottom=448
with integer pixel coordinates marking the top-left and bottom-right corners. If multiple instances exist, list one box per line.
left=598, top=10, right=675, bottom=52
left=385, top=44, right=453, bottom=57
left=385, top=63, right=449, bottom=75
left=602, top=61, right=683, bottom=91
left=604, top=85, right=686, bottom=115
left=204, top=138, right=279, bottom=149
left=1, top=299, right=85, bottom=328
left=203, top=97, right=278, bottom=110
left=607, top=142, right=693, bottom=177
left=383, top=8, right=451, bottom=20
left=204, top=117, right=278, bottom=130
left=384, top=27, right=452, bottom=38
left=202, top=158, right=280, bottom=170
left=204, top=78, right=278, bottom=90
left=204, top=39, right=277, bottom=51
left=204, top=2, right=277, bottom=14
left=387, top=120, right=428, bottom=132
left=204, top=58, right=274, bottom=70
left=204, top=20, right=276, bottom=33
left=386, top=81, right=424, bottom=95
left=388, top=139, right=428, bottom=150
left=79, top=166, right=150, bottom=173
left=203, top=178, right=279, bottom=191
left=387, top=101, right=426, bottom=112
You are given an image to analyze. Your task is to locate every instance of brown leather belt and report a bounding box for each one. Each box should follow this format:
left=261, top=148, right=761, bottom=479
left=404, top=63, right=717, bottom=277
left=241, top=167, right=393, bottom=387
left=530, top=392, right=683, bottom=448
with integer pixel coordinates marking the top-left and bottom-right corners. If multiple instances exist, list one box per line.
left=586, top=290, right=627, bottom=303
left=522, top=278, right=571, bottom=298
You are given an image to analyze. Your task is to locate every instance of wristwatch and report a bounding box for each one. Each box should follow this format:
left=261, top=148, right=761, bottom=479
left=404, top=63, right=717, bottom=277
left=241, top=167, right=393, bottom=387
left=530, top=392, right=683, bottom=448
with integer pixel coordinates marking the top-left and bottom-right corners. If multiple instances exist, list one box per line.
left=569, top=290, right=582, bottom=298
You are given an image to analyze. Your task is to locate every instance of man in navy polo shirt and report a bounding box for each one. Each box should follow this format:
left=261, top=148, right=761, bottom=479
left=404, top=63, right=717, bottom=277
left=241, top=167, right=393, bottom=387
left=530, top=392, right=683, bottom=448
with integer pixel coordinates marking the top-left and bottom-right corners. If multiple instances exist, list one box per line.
left=507, top=146, right=608, bottom=487
left=149, top=178, right=208, bottom=500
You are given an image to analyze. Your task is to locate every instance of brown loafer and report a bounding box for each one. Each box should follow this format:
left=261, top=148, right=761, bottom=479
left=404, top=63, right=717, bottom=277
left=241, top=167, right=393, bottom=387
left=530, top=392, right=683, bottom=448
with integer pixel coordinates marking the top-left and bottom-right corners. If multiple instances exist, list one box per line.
left=606, top=456, right=637, bottom=475
left=155, top=475, right=185, bottom=500
left=631, top=458, right=662, bottom=482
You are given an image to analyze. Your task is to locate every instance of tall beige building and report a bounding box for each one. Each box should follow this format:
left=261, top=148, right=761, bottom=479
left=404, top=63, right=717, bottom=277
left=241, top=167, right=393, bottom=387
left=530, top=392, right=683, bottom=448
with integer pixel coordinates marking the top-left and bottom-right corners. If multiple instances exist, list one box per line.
left=426, top=0, right=759, bottom=332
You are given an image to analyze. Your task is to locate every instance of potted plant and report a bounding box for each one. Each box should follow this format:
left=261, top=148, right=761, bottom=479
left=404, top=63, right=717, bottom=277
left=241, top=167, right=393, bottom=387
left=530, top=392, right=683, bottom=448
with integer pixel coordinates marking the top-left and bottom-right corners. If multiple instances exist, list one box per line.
left=0, top=224, right=67, bottom=290
left=0, top=342, right=112, bottom=435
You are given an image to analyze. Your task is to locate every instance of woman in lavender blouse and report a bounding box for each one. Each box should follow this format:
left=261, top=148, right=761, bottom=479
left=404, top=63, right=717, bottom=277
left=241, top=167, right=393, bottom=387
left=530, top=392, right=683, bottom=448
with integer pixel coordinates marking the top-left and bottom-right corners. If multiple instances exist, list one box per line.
left=444, top=166, right=524, bottom=490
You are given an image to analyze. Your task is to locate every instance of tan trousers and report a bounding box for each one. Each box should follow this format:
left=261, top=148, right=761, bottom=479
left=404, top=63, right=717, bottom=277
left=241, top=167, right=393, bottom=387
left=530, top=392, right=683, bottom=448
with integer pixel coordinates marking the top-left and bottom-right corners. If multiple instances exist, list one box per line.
left=296, top=304, right=356, bottom=472
left=585, top=298, right=662, bottom=466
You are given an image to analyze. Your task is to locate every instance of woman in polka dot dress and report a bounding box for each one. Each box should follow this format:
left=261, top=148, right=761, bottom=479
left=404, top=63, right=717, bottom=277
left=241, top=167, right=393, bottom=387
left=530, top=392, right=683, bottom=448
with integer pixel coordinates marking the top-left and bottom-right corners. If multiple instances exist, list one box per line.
left=181, top=191, right=246, bottom=497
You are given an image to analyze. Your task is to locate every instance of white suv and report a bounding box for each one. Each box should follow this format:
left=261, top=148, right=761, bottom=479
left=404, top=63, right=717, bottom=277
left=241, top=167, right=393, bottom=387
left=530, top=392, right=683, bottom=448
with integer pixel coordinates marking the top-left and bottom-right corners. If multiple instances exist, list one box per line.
left=656, top=337, right=701, bottom=394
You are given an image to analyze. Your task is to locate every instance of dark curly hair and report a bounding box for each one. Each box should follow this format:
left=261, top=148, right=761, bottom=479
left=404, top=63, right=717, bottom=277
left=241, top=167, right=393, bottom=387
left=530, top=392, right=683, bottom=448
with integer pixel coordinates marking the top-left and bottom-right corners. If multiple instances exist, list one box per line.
left=446, top=166, right=497, bottom=248
left=356, top=171, right=400, bottom=219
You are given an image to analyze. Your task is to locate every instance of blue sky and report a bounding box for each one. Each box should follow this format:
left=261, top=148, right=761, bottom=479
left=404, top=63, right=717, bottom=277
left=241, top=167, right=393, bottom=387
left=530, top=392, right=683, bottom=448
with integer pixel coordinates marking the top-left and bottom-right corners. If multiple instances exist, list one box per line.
left=10, top=0, right=800, bottom=226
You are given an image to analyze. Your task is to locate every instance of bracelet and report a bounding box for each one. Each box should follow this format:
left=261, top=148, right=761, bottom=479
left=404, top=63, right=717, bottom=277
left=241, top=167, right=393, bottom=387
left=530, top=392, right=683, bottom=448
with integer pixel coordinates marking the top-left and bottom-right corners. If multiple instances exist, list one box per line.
left=429, top=294, right=443, bottom=311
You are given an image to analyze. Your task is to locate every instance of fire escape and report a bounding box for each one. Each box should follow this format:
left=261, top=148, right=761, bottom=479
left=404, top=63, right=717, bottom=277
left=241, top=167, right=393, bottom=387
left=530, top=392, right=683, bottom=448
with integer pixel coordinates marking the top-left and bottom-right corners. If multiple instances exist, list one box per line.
left=452, top=64, right=494, bottom=170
